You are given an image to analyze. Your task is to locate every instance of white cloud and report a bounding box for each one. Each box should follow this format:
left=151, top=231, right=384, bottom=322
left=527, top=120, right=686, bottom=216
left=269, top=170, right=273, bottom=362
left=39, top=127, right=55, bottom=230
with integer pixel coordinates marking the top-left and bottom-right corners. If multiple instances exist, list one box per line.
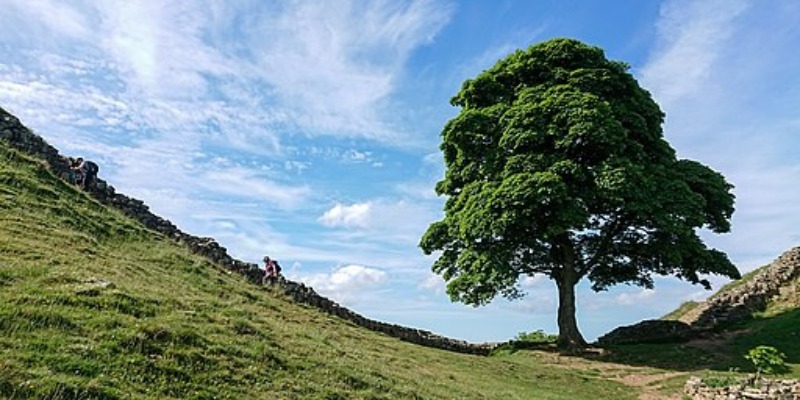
left=641, top=0, right=800, bottom=274
left=1, top=0, right=91, bottom=41
left=96, top=1, right=236, bottom=98
left=1, top=0, right=453, bottom=164
left=614, top=288, right=656, bottom=306
left=344, top=149, right=373, bottom=163
left=520, top=274, right=547, bottom=289
left=640, top=0, right=749, bottom=106
left=298, top=264, right=389, bottom=304
left=245, top=0, right=452, bottom=139
left=319, top=202, right=373, bottom=228
left=202, top=167, right=311, bottom=209
left=418, top=273, right=446, bottom=294
left=507, top=291, right=556, bottom=314
left=315, top=198, right=443, bottom=260
left=284, top=160, right=310, bottom=173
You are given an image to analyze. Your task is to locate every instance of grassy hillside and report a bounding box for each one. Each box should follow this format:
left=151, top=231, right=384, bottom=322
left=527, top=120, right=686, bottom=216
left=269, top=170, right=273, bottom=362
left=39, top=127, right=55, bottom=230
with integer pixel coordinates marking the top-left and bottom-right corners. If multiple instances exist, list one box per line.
left=0, top=142, right=642, bottom=399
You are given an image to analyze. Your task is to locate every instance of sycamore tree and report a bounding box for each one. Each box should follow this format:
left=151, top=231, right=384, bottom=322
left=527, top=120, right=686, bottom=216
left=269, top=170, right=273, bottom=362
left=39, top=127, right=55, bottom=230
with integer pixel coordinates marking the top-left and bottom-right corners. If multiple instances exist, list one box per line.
left=419, top=38, right=740, bottom=350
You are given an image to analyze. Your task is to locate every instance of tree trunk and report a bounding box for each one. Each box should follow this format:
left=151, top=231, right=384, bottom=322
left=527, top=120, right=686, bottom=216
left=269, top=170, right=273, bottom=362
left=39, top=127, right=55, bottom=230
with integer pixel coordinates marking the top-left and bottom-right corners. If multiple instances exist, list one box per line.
left=555, top=268, right=587, bottom=351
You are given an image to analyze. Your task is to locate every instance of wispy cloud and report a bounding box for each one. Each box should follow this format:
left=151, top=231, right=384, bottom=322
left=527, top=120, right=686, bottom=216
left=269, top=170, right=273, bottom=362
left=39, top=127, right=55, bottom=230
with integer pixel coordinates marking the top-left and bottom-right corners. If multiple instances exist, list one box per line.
left=1, top=0, right=454, bottom=154
left=418, top=273, right=446, bottom=294
left=243, top=0, right=452, bottom=139
left=640, top=0, right=749, bottom=106
left=641, top=0, right=800, bottom=272
left=0, top=0, right=91, bottom=42
left=202, top=167, right=311, bottom=209
left=614, top=288, right=656, bottom=306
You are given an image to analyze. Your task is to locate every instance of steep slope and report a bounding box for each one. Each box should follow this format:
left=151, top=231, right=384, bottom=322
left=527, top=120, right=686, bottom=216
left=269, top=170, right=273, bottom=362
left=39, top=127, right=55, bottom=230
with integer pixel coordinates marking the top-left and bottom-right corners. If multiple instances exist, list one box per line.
left=0, top=118, right=637, bottom=398
left=0, top=105, right=490, bottom=356
left=668, top=247, right=800, bottom=329
left=599, top=247, right=800, bottom=347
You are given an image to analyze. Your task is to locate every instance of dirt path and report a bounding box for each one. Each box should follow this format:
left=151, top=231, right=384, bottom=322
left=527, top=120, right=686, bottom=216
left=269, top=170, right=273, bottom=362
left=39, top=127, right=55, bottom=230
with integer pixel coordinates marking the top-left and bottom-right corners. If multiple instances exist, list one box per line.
left=615, top=372, right=686, bottom=400
left=530, top=349, right=690, bottom=400
left=523, top=330, right=749, bottom=400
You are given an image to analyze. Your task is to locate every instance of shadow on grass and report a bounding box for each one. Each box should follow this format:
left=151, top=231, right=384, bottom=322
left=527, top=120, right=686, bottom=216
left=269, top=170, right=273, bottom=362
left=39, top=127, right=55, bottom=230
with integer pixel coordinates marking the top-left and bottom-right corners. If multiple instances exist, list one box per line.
left=489, top=309, right=800, bottom=373
left=567, top=309, right=800, bottom=373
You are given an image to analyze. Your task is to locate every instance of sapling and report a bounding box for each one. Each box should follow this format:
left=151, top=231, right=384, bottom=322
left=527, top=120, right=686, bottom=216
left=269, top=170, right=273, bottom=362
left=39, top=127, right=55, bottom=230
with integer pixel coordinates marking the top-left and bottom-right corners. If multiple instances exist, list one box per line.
left=745, top=345, right=787, bottom=379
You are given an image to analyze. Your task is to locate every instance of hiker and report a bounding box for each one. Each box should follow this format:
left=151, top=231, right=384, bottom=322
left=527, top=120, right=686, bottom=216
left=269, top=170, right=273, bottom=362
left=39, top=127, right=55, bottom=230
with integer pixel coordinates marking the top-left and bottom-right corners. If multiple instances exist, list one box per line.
left=65, top=157, right=79, bottom=184
left=262, top=256, right=283, bottom=285
left=69, top=157, right=99, bottom=189
left=262, top=256, right=277, bottom=285
left=70, top=157, right=86, bottom=187
left=83, top=159, right=99, bottom=189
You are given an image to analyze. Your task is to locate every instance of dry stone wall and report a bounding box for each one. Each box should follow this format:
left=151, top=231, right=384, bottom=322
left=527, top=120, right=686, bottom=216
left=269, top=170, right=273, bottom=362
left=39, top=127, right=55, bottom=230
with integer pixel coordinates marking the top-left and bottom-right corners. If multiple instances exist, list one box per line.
left=597, top=247, right=800, bottom=345
left=680, top=247, right=800, bottom=330
left=0, top=106, right=496, bottom=356
left=596, top=319, right=694, bottom=345
left=685, top=376, right=800, bottom=399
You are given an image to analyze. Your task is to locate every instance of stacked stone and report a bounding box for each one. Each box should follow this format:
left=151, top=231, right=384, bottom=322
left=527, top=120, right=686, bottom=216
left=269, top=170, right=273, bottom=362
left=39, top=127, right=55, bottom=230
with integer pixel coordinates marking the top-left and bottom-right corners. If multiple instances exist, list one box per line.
left=1, top=110, right=71, bottom=178
left=279, top=280, right=495, bottom=354
left=0, top=106, right=498, bottom=356
left=686, top=247, right=800, bottom=330
left=596, top=319, right=695, bottom=345
left=685, top=376, right=800, bottom=399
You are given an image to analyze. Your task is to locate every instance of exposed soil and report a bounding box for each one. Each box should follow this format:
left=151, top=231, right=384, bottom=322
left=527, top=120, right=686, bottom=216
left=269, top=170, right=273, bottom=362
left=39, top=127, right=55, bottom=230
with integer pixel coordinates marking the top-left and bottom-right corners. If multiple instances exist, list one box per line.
left=530, top=347, right=700, bottom=400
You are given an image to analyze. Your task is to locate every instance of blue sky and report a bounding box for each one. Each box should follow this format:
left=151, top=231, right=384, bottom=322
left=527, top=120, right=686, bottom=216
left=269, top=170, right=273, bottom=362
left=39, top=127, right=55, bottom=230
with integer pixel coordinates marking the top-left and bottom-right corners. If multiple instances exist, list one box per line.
left=1, top=0, right=799, bottom=342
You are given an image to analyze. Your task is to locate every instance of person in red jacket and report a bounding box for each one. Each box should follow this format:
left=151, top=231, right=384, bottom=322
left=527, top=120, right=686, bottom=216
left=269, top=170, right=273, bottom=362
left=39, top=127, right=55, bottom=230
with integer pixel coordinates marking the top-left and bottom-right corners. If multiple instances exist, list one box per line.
left=262, top=256, right=278, bottom=285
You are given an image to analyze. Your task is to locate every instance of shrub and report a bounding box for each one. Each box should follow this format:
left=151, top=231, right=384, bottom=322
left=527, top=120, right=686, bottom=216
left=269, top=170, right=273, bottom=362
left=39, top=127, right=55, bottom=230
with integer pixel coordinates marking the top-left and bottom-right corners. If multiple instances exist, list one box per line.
left=514, top=330, right=557, bottom=344
left=745, top=345, right=787, bottom=377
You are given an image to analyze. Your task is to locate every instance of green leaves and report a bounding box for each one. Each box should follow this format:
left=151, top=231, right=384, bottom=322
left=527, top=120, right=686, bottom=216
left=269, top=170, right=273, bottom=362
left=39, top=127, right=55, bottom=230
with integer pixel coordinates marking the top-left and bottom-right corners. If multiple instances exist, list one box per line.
left=745, top=346, right=788, bottom=376
left=421, top=38, right=737, bottom=345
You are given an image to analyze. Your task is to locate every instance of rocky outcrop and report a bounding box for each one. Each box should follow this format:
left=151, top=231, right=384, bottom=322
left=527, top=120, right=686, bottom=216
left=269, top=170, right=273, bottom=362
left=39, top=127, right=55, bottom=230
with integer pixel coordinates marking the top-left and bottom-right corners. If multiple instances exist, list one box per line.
left=685, top=376, right=800, bottom=399
left=680, top=247, right=800, bottom=330
left=596, top=319, right=695, bottom=345
left=596, top=247, right=800, bottom=345
left=0, top=106, right=496, bottom=356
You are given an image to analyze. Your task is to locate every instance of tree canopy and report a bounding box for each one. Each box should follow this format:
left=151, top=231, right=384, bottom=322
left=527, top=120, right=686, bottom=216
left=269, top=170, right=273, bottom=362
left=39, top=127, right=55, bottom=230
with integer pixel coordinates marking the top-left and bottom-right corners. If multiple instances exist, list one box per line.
left=419, top=38, right=740, bottom=349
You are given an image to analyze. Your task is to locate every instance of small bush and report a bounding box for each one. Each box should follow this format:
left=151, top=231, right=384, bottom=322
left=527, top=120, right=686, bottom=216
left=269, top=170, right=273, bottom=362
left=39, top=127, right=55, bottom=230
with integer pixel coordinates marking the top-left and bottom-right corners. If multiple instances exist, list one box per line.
left=492, top=330, right=558, bottom=355
left=745, top=345, right=787, bottom=377
left=514, top=329, right=557, bottom=344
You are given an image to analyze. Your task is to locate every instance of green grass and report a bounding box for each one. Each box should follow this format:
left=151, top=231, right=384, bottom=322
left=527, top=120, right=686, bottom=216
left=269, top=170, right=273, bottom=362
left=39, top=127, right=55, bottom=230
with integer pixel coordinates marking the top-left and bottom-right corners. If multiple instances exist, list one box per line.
left=708, top=266, right=766, bottom=301
left=659, top=265, right=770, bottom=322
left=660, top=300, right=700, bottom=321
left=0, top=142, right=641, bottom=399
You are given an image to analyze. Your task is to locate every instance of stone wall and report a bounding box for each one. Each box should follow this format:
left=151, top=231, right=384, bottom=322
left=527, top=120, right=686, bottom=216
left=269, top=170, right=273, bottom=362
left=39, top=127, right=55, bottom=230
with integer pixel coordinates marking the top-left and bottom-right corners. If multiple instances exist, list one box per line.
left=0, top=106, right=496, bottom=356
left=685, top=376, right=800, bottom=399
left=596, top=246, right=800, bottom=345
left=680, top=247, right=800, bottom=330
left=596, top=319, right=695, bottom=345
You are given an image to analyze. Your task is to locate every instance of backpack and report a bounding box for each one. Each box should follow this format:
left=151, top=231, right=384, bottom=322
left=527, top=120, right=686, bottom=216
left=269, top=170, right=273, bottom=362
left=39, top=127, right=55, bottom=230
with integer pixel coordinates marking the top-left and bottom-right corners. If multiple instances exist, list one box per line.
left=274, top=261, right=282, bottom=275
left=86, top=161, right=99, bottom=175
